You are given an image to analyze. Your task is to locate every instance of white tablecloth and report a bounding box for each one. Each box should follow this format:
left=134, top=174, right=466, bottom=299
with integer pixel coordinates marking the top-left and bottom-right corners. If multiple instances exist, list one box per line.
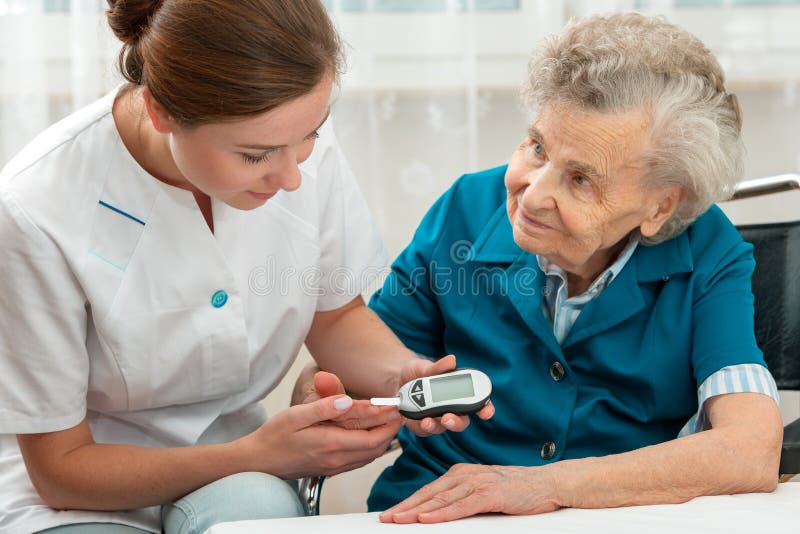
left=205, top=482, right=799, bottom=533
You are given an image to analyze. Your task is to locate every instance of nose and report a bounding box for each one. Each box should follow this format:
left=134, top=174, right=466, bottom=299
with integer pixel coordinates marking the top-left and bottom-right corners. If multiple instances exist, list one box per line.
left=267, top=150, right=303, bottom=192
left=520, top=165, right=558, bottom=212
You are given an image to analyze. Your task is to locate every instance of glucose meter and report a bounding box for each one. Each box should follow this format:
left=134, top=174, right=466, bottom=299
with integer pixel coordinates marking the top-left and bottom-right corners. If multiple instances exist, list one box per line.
left=370, top=368, right=492, bottom=420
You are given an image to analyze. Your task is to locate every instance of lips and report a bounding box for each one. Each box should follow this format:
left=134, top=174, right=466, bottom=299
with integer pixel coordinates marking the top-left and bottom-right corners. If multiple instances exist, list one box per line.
left=517, top=209, right=554, bottom=231
left=248, top=191, right=277, bottom=201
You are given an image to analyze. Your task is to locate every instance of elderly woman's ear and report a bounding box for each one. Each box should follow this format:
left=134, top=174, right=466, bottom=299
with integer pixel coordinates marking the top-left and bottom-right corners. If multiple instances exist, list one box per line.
left=639, top=184, right=687, bottom=238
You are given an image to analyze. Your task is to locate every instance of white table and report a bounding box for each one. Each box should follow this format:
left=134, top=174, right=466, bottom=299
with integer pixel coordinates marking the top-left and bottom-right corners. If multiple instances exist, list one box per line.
left=206, top=482, right=799, bottom=534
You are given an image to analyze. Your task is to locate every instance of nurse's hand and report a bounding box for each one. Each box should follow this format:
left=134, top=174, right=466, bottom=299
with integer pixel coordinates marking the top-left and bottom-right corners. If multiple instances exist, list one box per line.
left=239, top=394, right=403, bottom=480
left=297, top=368, right=407, bottom=430
left=400, top=355, right=495, bottom=437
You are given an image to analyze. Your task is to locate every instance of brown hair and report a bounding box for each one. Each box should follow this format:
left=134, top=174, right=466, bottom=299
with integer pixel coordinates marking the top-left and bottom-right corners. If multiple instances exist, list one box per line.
left=106, top=0, right=343, bottom=126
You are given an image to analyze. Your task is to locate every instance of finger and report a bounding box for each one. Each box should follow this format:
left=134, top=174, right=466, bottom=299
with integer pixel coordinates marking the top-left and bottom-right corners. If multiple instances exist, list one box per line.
left=428, top=354, right=457, bottom=374
left=320, top=415, right=404, bottom=453
left=290, top=395, right=353, bottom=428
left=335, top=399, right=394, bottom=416
left=291, top=363, right=321, bottom=406
left=476, top=401, right=495, bottom=420
left=405, top=417, right=448, bottom=436
left=380, top=476, right=460, bottom=523
left=419, top=417, right=447, bottom=435
left=401, top=354, right=457, bottom=385
left=332, top=404, right=402, bottom=430
left=390, top=484, right=476, bottom=524
left=333, top=404, right=401, bottom=430
left=417, top=493, right=490, bottom=524
left=314, top=371, right=346, bottom=398
left=403, top=419, right=432, bottom=437
left=438, top=413, right=470, bottom=432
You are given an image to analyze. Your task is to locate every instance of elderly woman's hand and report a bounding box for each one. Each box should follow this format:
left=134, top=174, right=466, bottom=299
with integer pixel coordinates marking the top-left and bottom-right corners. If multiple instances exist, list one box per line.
left=399, top=355, right=495, bottom=437
left=379, top=463, right=560, bottom=523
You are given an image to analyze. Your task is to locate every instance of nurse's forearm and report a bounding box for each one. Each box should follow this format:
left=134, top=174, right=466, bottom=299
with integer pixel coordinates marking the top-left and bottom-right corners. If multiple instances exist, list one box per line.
left=18, top=421, right=254, bottom=510
left=306, top=296, right=418, bottom=398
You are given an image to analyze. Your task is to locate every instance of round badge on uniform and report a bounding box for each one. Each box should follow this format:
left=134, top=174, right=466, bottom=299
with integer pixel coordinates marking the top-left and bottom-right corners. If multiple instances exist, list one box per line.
left=211, top=290, right=228, bottom=308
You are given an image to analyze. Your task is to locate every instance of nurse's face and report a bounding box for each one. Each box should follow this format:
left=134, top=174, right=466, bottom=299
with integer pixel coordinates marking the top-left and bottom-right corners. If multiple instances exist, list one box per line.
left=152, top=73, right=333, bottom=210
left=505, top=103, right=682, bottom=280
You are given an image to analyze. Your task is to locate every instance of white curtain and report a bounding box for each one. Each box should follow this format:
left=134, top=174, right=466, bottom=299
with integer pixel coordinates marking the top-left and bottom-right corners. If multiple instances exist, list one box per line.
left=0, top=0, right=118, bottom=165
left=2, top=0, right=800, bottom=255
left=324, top=0, right=800, bottom=257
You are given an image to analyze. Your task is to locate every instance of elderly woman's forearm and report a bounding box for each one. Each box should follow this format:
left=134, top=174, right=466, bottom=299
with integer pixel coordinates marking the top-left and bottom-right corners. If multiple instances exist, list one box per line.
left=550, top=406, right=782, bottom=508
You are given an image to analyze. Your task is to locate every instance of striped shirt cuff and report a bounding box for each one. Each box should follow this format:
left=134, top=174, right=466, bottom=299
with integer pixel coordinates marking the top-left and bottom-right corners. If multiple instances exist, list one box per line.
left=678, top=364, right=780, bottom=437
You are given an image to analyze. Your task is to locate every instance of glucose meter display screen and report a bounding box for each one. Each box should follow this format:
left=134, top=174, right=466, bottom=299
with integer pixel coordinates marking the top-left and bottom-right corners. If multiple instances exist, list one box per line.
left=430, top=374, right=475, bottom=402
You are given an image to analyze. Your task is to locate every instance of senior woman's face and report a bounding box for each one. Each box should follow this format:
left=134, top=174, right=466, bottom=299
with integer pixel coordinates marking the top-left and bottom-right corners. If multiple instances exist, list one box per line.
left=505, top=103, right=677, bottom=280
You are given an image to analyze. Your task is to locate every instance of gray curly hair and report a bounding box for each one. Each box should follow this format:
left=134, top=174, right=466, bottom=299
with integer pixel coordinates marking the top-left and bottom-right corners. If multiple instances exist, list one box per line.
left=523, top=12, right=744, bottom=243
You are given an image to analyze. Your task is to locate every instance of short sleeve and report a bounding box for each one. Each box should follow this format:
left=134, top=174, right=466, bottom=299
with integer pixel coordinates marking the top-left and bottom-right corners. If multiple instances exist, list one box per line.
left=691, top=227, right=765, bottom=385
left=313, top=120, right=387, bottom=312
left=678, top=363, right=780, bottom=436
left=368, top=183, right=460, bottom=358
left=0, top=191, right=89, bottom=433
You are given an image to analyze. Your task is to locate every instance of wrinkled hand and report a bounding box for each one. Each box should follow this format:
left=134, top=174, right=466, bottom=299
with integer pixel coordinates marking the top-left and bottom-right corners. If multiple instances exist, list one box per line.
left=400, top=355, right=494, bottom=437
left=379, top=464, right=560, bottom=523
left=243, top=393, right=401, bottom=480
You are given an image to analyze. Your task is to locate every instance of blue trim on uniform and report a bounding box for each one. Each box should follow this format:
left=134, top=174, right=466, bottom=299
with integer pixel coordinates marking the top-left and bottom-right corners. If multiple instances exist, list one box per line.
left=98, top=200, right=146, bottom=226
left=88, top=250, right=127, bottom=272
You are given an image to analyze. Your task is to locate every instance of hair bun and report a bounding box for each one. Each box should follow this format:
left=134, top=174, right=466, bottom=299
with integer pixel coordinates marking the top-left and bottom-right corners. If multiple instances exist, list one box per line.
left=106, top=0, right=163, bottom=44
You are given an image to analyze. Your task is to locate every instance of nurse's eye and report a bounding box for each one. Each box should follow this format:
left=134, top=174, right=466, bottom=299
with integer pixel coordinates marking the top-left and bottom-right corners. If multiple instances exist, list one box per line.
left=241, top=150, right=275, bottom=164
left=305, top=130, right=320, bottom=141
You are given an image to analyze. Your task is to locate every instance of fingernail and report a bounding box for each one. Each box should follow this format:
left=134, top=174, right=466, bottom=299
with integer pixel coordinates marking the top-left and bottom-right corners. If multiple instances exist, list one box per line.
left=424, top=421, right=435, bottom=431
left=444, top=419, right=455, bottom=428
left=333, top=396, right=353, bottom=411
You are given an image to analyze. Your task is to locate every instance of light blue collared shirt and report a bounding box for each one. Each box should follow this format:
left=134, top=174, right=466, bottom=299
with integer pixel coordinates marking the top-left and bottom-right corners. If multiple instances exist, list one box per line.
left=538, top=238, right=780, bottom=436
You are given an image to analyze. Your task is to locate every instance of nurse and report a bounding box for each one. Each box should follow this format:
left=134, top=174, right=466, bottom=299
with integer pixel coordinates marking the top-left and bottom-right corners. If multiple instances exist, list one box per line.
left=0, top=1, right=491, bottom=533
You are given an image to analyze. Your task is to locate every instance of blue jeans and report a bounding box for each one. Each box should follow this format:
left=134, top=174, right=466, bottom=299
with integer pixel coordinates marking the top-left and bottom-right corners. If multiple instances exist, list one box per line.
left=39, top=472, right=305, bottom=534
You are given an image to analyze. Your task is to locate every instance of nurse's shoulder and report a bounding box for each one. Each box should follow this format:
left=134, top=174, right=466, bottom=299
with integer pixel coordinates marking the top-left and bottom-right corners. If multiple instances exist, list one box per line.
left=0, top=91, right=120, bottom=237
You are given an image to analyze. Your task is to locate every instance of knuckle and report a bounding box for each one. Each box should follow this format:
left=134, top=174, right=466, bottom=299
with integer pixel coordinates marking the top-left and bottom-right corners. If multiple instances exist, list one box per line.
left=313, top=401, right=329, bottom=421
left=343, top=419, right=362, bottom=431
left=430, top=494, right=451, bottom=507
left=321, top=454, right=341, bottom=471
left=448, top=463, right=471, bottom=475
left=322, top=435, right=343, bottom=454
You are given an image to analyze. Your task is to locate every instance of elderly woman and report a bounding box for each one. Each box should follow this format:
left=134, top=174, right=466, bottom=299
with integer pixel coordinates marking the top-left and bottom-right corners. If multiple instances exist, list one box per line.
left=366, top=13, right=783, bottom=523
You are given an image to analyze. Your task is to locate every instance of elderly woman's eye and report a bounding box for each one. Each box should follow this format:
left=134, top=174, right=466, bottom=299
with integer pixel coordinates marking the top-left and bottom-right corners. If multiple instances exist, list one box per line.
left=532, top=142, right=543, bottom=154
left=573, top=175, right=591, bottom=187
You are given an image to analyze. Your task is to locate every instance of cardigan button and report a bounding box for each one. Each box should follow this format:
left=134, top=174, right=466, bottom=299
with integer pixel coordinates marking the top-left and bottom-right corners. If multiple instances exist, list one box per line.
left=549, top=361, right=565, bottom=382
left=541, top=441, right=556, bottom=460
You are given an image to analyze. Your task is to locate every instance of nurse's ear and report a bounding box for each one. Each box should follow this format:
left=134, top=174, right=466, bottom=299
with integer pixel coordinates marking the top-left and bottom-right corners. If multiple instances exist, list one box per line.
left=142, top=87, right=175, bottom=134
